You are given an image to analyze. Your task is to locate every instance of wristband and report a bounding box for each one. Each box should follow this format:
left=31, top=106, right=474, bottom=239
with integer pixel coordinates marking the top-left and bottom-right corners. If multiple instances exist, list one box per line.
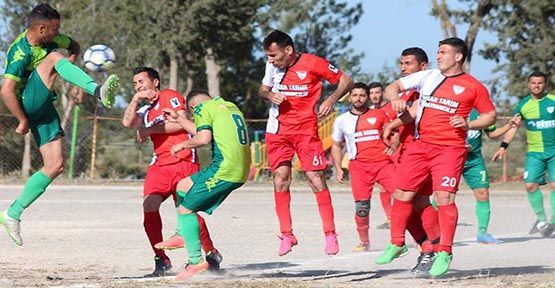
left=500, top=142, right=509, bottom=149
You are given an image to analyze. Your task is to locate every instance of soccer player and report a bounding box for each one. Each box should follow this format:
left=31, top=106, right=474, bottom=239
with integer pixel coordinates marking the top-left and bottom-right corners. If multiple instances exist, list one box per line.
left=331, top=82, right=397, bottom=252
left=258, top=30, right=354, bottom=256
left=0, top=4, right=119, bottom=246
left=380, top=47, right=441, bottom=274
left=163, top=90, right=251, bottom=281
left=376, top=38, right=496, bottom=277
left=464, top=110, right=522, bottom=244
left=492, top=71, right=555, bottom=237
left=121, top=67, right=221, bottom=276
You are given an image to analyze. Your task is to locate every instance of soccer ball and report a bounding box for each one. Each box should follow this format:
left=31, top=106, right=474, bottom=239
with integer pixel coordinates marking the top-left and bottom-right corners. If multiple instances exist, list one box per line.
left=83, top=44, right=115, bottom=72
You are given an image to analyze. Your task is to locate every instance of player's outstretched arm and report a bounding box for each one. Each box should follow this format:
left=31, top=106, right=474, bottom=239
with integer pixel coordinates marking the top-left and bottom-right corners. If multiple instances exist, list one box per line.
left=162, top=108, right=196, bottom=135
left=317, top=73, right=354, bottom=118
left=468, top=110, right=497, bottom=130
left=491, top=124, right=519, bottom=162
left=331, top=141, right=345, bottom=183
left=486, top=114, right=522, bottom=139
left=1, top=78, right=28, bottom=134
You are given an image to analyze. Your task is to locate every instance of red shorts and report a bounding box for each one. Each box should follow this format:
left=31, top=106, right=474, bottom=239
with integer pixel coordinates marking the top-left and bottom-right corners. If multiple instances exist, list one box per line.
left=395, top=145, right=433, bottom=196
left=349, top=159, right=395, bottom=201
left=143, top=161, right=199, bottom=201
left=395, top=140, right=467, bottom=193
left=265, top=133, right=326, bottom=171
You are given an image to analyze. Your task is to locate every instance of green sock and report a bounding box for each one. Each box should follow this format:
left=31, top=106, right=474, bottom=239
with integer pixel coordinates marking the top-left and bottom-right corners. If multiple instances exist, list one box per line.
left=54, top=58, right=98, bottom=95
left=176, top=190, right=202, bottom=265
left=7, top=170, right=52, bottom=220
left=550, top=190, right=555, bottom=224
left=475, top=200, right=490, bottom=235
left=527, top=189, right=546, bottom=222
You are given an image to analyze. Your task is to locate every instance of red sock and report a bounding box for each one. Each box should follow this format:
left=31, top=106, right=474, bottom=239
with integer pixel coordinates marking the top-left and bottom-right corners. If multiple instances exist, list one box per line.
left=379, top=191, right=392, bottom=220
left=420, top=204, right=440, bottom=244
left=390, top=199, right=413, bottom=246
left=197, top=214, right=216, bottom=253
left=438, top=203, right=458, bottom=254
left=314, top=189, right=336, bottom=235
left=144, top=211, right=167, bottom=258
left=355, top=214, right=369, bottom=244
left=406, top=209, right=426, bottom=244
left=274, top=191, right=293, bottom=234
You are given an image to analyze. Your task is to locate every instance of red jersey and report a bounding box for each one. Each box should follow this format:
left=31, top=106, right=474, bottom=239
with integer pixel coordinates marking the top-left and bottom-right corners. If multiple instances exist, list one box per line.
left=262, top=53, right=343, bottom=135
left=136, top=89, right=197, bottom=166
left=332, top=108, right=391, bottom=162
left=400, top=69, right=495, bottom=147
left=381, top=90, right=420, bottom=144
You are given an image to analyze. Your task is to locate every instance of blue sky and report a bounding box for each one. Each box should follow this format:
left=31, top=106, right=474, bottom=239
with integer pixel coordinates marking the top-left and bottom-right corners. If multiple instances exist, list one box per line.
left=347, top=0, right=497, bottom=82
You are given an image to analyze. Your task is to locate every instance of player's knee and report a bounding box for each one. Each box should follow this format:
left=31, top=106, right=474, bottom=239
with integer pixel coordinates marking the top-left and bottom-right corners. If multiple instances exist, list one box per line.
left=524, top=183, right=538, bottom=192
left=306, top=171, right=326, bottom=191
left=474, top=189, right=489, bottom=201
left=177, top=205, right=193, bottom=215
left=273, top=171, right=291, bottom=190
left=46, top=51, right=64, bottom=63
left=355, top=200, right=370, bottom=217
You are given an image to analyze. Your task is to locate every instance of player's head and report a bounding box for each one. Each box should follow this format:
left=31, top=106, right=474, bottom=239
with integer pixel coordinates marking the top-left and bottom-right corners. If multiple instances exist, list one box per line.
left=437, top=37, right=467, bottom=73
left=400, top=47, right=428, bottom=76
left=133, top=67, right=160, bottom=92
left=186, top=89, right=212, bottom=112
left=28, top=4, right=61, bottom=44
left=368, top=82, right=384, bottom=106
left=263, top=30, right=295, bottom=69
left=527, top=71, right=547, bottom=97
left=349, top=82, right=369, bottom=110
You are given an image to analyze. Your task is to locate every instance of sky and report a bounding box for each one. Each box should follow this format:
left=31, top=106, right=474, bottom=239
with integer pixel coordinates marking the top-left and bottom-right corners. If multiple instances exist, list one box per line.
left=346, top=0, right=498, bottom=82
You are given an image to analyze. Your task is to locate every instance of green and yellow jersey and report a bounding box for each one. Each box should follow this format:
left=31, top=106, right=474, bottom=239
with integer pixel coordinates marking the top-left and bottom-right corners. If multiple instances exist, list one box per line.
left=4, top=30, right=72, bottom=97
left=194, top=97, right=251, bottom=183
left=513, top=94, right=555, bottom=153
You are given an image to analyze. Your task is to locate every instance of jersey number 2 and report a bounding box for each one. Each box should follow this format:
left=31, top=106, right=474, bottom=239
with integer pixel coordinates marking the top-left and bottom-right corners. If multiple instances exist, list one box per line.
left=232, top=114, right=248, bottom=145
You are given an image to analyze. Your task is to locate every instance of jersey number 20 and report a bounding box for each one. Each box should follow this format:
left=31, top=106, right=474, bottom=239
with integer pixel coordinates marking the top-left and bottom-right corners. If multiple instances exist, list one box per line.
left=232, top=114, right=248, bottom=145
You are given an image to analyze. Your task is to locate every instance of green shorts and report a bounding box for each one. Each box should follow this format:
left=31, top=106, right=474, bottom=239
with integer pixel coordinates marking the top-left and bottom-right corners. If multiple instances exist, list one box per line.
left=21, top=70, right=64, bottom=147
left=463, top=152, right=489, bottom=190
left=524, top=152, right=555, bottom=184
left=177, top=166, right=244, bottom=214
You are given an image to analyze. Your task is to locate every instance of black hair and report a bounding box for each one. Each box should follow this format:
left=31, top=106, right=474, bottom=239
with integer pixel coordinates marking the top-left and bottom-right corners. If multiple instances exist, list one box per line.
left=263, top=30, right=295, bottom=51
left=185, top=89, right=211, bottom=108
left=28, top=4, right=60, bottom=27
left=528, top=71, right=547, bottom=82
left=368, top=82, right=384, bottom=91
left=438, top=37, right=468, bottom=63
left=351, top=82, right=369, bottom=95
left=133, top=67, right=160, bottom=89
left=401, top=47, right=429, bottom=64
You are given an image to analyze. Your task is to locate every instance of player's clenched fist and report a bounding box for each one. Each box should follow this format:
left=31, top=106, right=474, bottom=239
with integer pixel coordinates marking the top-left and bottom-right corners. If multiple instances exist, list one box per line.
left=268, top=92, right=287, bottom=105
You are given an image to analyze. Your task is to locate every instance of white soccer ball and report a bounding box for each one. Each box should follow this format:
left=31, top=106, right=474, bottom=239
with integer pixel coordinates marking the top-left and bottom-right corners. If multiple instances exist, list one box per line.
left=83, top=44, right=115, bottom=72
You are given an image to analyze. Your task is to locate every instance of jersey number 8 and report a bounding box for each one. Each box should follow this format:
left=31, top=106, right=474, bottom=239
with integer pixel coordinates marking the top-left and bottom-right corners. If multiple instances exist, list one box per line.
left=232, top=114, right=248, bottom=145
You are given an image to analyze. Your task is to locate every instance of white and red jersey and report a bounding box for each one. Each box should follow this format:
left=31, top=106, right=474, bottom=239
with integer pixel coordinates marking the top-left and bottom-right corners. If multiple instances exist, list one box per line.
left=381, top=90, right=420, bottom=144
left=399, top=69, right=495, bottom=148
left=136, top=89, right=197, bottom=166
left=262, top=53, right=343, bottom=135
left=332, top=108, right=391, bottom=162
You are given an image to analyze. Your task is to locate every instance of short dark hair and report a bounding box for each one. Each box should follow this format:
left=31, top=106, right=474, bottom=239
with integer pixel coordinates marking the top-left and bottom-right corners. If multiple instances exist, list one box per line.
left=528, top=71, right=547, bottom=82
left=401, top=47, right=428, bottom=64
left=133, top=67, right=160, bottom=89
left=351, top=82, right=369, bottom=95
left=263, top=30, right=295, bottom=51
left=185, top=89, right=211, bottom=108
left=368, top=82, right=384, bottom=91
left=28, top=4, right=60, bottom=27
left=439, top=37, right=468, bottom=63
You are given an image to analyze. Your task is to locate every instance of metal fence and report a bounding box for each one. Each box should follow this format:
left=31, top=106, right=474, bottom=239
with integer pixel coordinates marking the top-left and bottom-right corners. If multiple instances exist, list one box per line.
left=0, top=111, right=527, bottom=183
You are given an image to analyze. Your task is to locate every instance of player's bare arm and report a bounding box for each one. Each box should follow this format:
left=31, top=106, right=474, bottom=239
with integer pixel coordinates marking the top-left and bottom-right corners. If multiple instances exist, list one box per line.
left=465, top=110, right=497, bottom=130
left=170, top=129, right=212, bottom=156
left=122, top=89, right=158, bottom=128
left=317, top=73, right=355, bottom=118
left=162, top=108, right=196, bottom=135
left=258, top=84, right=287, bottom=105
left=331, top=141, right=345, bottom=184
left=1, top=78, right=28, bottom=134
left=383, top=80, right=407, bottom=113
left=491, top=121, right=520, bottom=162
left=485, top=114, right=522, bottom=139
